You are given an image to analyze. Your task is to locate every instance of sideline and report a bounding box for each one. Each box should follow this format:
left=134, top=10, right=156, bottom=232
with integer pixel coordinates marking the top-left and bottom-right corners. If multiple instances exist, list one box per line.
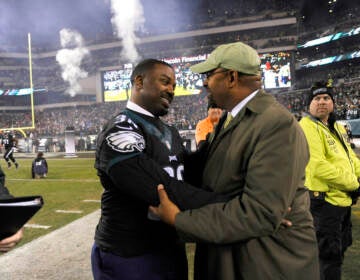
left=0, top=210, right=100, bottom=280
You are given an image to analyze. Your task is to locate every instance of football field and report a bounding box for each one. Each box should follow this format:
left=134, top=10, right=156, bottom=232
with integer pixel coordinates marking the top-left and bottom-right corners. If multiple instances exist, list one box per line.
left=4, top=156, right=102, bottom=246
left=3, top=155, right=360, bottom=280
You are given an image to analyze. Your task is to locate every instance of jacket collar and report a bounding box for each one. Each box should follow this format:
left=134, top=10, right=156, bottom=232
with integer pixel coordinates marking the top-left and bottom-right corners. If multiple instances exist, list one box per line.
left=229, top=89, right=259, bottom=118
left=209, top=90, right=270, bottom=149
left=225, top=89, right=270, bottom=129
left=211, top=90, right=268, bottom=145
left=244, top=89, right=272, bottom=115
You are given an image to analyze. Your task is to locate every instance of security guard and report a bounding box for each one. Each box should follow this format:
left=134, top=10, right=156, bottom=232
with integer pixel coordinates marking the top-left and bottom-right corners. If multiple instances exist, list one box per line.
left=299, top=81, right=360, bottom=280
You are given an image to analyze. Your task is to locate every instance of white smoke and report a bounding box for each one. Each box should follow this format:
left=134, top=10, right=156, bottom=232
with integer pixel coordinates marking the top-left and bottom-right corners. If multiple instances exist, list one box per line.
left=56, top=28, right=89, bottom=97
left=110, top=0, right=145, bottom=63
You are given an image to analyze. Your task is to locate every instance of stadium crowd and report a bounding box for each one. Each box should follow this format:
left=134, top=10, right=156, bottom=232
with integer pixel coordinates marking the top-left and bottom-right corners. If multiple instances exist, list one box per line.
left=0, top=79, right=359, bottom=149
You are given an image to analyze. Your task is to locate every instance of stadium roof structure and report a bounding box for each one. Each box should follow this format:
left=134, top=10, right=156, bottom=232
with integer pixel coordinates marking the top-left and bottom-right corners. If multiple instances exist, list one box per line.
left=0, top=0, right=317, bottom=51
left=0, top=0, right=357, bottom=55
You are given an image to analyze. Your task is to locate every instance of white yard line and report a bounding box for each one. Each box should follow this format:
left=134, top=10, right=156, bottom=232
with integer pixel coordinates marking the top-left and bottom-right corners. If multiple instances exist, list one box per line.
left=24, top=224, right=52, bottom=229
left=55, top=210, right=83, bottom=214
left=7, top=178, right=98, bottom=182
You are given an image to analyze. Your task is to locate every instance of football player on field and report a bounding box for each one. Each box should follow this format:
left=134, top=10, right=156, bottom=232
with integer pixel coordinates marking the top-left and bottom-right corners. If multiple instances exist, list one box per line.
left=1, top=131, right=19, bottom=169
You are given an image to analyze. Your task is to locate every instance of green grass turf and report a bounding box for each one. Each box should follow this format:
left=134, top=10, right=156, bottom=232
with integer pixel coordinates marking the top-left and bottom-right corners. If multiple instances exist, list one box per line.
left=4, top=157, right=102, bottom=246
left=3, top=156, right=360, bottom=279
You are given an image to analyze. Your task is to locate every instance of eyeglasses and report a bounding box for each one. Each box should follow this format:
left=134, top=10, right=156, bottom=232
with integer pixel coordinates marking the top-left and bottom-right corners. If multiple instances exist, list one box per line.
left=204, top=69, right=229, bottom=79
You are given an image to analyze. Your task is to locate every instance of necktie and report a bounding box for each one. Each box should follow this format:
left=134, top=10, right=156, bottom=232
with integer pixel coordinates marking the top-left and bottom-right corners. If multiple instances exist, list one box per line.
left=223, top=113, right=233, bottom=129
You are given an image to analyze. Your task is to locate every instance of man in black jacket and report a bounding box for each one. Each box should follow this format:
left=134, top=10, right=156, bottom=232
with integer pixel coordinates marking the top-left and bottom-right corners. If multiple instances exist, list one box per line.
left=31, top=152, right=48, bottom=179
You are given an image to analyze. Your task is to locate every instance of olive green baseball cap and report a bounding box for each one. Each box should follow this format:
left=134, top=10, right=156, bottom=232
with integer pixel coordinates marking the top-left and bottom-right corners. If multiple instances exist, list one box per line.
left=190, top=42, right=261, bottom=75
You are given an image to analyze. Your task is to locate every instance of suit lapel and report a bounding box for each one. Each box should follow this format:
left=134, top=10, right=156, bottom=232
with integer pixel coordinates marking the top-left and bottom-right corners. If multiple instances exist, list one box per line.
left=207, top=90, right=266, bottom=155
left=208, top=108, right=247, bottom=156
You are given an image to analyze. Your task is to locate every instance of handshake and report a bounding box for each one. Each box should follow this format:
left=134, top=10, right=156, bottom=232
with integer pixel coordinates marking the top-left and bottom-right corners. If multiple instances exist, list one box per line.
left=350, top=187, right=360, bottom=205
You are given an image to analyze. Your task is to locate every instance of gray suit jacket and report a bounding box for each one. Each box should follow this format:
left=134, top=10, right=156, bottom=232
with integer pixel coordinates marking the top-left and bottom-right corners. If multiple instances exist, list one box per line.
left=177, top=90, right=319, bottom=280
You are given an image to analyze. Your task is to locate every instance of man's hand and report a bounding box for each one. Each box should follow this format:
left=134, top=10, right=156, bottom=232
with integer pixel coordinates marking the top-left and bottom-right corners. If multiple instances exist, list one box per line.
left=0, top=228, right=23, bottom=252
left=149, top=184, right=180, bottom=226
left=281, top=207, right=292, bottom=227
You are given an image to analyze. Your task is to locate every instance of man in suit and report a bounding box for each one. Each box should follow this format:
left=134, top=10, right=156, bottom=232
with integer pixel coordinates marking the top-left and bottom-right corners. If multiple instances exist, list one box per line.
left=151, top=42, right=320, bottom=280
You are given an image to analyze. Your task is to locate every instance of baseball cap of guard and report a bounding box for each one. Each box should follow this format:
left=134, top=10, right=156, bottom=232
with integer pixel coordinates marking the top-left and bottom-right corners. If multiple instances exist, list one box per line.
left=190, top=42, right=261, bottom=75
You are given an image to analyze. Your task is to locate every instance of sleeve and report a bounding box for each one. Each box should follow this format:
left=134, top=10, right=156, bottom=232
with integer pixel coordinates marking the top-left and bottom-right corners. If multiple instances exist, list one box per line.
left=174, top=115, right=309, bottom=243
left=182, top=142, right=209, bottom=187
left=339, top=125, right=360, bottom=178
left=351, top=149, right=360, bottom=178
left=301, top=120, right=358, bottom=191
left=109, top=155, right=229, bottom=210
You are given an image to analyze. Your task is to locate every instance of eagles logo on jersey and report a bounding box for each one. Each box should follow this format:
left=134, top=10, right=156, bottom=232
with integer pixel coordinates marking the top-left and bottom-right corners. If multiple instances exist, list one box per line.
left=106, top=131, right=145, bottom=153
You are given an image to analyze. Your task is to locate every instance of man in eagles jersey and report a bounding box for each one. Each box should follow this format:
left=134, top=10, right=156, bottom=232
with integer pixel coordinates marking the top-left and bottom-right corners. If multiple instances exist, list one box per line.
left=1, top=132, right=19, bottom=169
left=91, top=59, right=228, bottom=280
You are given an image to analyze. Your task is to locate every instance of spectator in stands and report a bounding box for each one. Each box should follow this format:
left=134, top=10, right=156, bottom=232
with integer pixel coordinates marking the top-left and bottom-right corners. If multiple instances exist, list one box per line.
left=195, top=99, right=222, bottom=147
left=91, top=58, right=228, bottom=280
left=31, top=152, right=48, bottom=179
left=299, top=81, right=360, bottom=280
left=151, top=42, right=319, bottom=280
left=0, top=166, right=23, bottom=252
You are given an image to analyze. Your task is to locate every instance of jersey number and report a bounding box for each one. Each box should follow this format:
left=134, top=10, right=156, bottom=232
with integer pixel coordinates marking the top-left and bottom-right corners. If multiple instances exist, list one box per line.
left=163, top=165, right=184, bottom=181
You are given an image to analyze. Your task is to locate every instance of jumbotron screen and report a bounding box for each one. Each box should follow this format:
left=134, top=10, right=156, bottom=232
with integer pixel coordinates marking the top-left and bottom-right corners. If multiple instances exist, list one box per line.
left=101, top=51, right=292, bottom=102
left=101, top=63, right=133, bottom=102
left=101, top=55, right=206, bottom=102
left=259, top=51, right=292, bottom=89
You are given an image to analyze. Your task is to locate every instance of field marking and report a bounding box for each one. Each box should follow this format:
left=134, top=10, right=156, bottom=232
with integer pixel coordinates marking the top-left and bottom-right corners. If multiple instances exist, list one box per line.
left=47, top=165, right=94, bottom=168
left=55, top=210, right=83, bottom=214
left=7, top=178, right=98, bottom=182
left=83, top=199, right=101, bottom=203
left=24, top=224, right=52, bottom=229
